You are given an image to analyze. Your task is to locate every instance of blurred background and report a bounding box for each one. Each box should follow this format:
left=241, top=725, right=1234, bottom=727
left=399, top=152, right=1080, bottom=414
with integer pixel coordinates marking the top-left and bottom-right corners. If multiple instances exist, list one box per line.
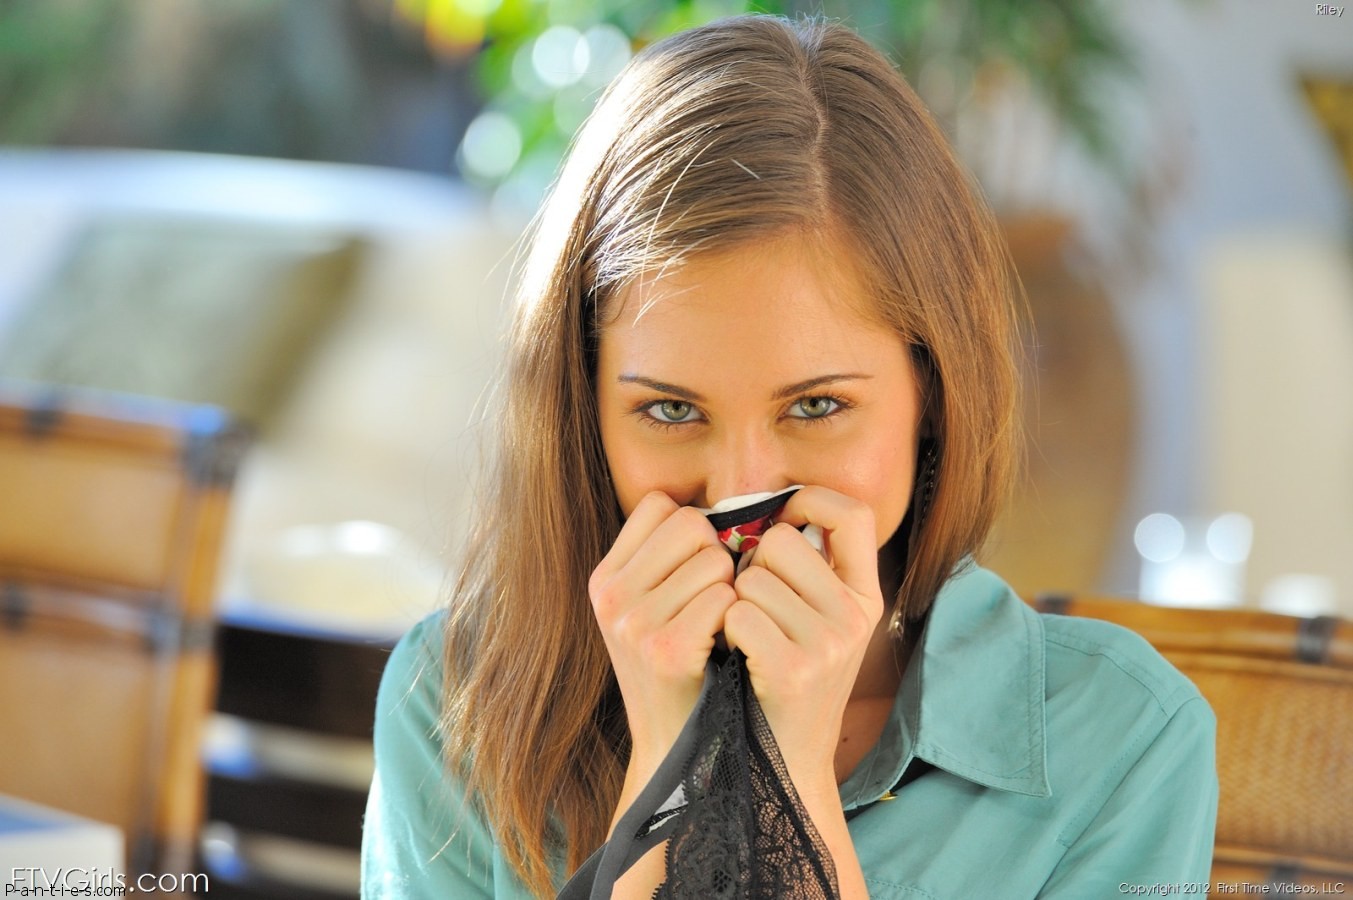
left=4, top=0, right=1351, bottom=622
left=0, top=0, right=1350, bottom=894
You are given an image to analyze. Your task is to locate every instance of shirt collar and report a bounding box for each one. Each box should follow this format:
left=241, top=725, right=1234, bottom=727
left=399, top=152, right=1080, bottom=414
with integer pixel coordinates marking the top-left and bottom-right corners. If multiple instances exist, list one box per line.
left=840, top=562, right=1050, bottom=808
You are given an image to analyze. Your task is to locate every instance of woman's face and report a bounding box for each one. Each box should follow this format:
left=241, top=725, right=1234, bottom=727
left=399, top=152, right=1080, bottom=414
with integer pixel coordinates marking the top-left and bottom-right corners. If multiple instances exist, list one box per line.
left=596, top=231, right=923, bottom=552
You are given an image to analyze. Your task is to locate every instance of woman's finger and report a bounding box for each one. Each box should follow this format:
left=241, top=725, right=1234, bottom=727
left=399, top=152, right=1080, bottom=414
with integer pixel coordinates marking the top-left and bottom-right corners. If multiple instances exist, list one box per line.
left=722, top=594, right=795, bottom=663
left=592, top=501, right=722, bottom=613
left=743, top=522, right=851, bottom=619
left=772, top=486, right=881, bottom=601
left=613, top=505, right=724, bottom=596
left=635, top=544, right=736, bottom=627
left=591, top=490, right=679, bottom=589
left=663, top=579, right=739, bottom=656
left=731, top=561, right=828, bottom=645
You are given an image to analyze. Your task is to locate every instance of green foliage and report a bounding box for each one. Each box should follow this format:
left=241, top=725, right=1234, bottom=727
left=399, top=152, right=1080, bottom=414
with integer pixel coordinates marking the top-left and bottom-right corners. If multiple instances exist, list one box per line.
left=448, top=0, right=1147, bottom=207
left=0, top=0, right=124, bottom=144
left=0, top=0, right=1158, bottom=211
left=0, top=0, right=422, bottom=164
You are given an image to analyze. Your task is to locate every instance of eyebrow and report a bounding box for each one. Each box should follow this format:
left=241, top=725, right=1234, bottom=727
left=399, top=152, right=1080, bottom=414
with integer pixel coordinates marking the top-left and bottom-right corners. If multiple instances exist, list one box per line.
left=616, top=373, right=872, bottom=402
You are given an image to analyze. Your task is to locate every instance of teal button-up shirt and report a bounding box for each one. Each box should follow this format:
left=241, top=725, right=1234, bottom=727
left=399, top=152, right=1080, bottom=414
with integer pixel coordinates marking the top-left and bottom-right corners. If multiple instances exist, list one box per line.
left=362, top=564, right=1218, bottom=898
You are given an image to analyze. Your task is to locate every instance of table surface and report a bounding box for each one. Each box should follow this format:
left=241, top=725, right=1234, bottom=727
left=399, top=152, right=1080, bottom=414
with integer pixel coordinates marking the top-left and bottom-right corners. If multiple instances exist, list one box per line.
left=0, top=793, right=124, bottom=883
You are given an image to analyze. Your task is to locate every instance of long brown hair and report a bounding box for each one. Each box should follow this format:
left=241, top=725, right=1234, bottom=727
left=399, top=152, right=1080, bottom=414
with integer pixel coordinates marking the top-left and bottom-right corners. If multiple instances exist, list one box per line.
left=441, top=14, right=1021, bottom=896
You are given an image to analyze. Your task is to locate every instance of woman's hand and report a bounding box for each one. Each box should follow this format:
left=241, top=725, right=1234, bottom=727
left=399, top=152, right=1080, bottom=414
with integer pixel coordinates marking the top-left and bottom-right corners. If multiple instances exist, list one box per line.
left=723, top=485, right=886, bottom=806
left=592, top=486, right=879, bottom=899
left=588, top=490, right=739, bottom=804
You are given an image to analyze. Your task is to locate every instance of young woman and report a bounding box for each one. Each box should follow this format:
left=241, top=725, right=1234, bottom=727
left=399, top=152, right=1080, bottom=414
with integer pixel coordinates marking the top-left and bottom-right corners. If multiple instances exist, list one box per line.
left=362, top=14, right=1218, bottom=899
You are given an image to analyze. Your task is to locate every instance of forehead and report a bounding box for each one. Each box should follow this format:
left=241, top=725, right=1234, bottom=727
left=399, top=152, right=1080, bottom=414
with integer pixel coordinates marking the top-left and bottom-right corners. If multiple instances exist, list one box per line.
left=598, top=232, right=907, bottom=380
left=605, top=228, right=877, bottom=318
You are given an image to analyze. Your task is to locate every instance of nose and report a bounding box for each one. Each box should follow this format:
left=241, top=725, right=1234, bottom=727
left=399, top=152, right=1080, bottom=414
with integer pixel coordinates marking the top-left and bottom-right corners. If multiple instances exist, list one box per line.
left=700, top=426, right=793, bottom=508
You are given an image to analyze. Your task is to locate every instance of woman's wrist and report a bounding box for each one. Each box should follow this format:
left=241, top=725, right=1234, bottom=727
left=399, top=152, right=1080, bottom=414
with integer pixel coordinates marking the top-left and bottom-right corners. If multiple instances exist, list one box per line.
left=798, top=789, right=870, bottom=899
left=609, top=738, right=678, bottom=837
left=780, top=753, right=871, bottom=899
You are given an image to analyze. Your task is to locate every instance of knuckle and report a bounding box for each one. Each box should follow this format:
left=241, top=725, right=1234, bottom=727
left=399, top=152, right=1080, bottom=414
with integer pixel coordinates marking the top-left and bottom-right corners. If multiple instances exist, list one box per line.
left=714, top=582, right=739, bottom=606
left=849, top=606, right=880, bottom=645
left=612, top=611, right=645, bottom=647
left=589, top=576, right=616, bottom=615
left=643, top=490, right=679, bottom=512
left=675, top=504, right=711, bottom=532
left=816, top=633, right=849, bottom=669
left=760, top=522, right=794, bottom=553
left=725, top=598, right=756, bottom=628
left=831, top=582, right=857, bottom=609
left=844, top=615, right=872, bottom=647
left=733, top=565, right=765, bottom=592
left=587, top=565, right=609, bottom=602
left=698, top=544, right=735, bottom=578
left=696, top=581, right=737, bottom=611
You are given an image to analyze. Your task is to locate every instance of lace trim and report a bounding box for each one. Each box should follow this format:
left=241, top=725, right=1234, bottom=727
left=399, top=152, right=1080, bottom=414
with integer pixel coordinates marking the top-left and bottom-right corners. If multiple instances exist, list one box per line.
left=652, top=650, right=840, bottom=899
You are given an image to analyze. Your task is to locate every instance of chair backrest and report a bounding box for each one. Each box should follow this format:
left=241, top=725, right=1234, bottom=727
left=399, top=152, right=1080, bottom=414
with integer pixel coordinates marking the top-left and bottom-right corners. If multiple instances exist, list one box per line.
left=0, top=379, right=249, bottom=876
left=198, top=620, right=393, bottom=899
left=1032, top=594, right=1353, bottom=890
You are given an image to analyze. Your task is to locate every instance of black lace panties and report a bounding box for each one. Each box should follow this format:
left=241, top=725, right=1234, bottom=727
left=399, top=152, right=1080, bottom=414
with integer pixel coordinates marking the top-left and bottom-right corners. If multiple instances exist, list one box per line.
left=559, top=488, right=840, bottom=899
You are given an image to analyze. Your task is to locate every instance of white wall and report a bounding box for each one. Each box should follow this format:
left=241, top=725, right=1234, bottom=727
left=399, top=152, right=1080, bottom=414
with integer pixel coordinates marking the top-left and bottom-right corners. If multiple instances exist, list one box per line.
left=1096, top=0, right=1353, bottom=612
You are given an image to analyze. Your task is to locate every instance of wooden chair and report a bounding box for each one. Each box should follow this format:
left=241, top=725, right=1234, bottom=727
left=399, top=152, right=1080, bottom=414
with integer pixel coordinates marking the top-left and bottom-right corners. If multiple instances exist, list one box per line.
left=1032, top=594, right=1353, bottom=890
left=197, top=620, right=393, bottom=899
left=0, top=379, right=250, bottom=876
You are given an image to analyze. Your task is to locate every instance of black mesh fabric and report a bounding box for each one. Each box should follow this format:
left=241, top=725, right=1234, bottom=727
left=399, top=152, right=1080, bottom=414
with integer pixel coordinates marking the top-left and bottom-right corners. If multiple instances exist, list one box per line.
left=652, top=648, right=840, bottom=899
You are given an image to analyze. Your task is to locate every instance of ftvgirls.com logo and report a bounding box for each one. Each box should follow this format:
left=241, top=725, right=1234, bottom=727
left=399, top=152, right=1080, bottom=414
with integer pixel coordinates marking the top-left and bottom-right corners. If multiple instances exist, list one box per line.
left=5, top=868, right=209, bottom=896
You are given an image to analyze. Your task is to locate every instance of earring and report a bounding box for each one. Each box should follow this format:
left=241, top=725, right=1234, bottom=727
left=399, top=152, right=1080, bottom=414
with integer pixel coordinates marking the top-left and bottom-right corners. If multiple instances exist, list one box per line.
left=884, top=438, right=940, bottom=639
left=913, top=439, right=939, bottom=530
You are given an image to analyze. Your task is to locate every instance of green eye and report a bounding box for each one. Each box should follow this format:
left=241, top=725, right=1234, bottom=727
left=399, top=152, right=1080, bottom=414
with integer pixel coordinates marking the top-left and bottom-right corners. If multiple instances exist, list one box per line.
left=650, top=400, right=700, bottom=423
left=791, top=396, right=840, bottom=419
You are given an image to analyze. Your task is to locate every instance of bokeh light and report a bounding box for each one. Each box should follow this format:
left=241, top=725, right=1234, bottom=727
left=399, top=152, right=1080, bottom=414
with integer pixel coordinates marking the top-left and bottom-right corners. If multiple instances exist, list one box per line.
left=459, top=111, right=522, bottom=180
left=532, top=25, right=588, bottom=89
left=1133, top=512, right=1186, bottom=563
left=1206, top=512, right=1253, bottom=565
